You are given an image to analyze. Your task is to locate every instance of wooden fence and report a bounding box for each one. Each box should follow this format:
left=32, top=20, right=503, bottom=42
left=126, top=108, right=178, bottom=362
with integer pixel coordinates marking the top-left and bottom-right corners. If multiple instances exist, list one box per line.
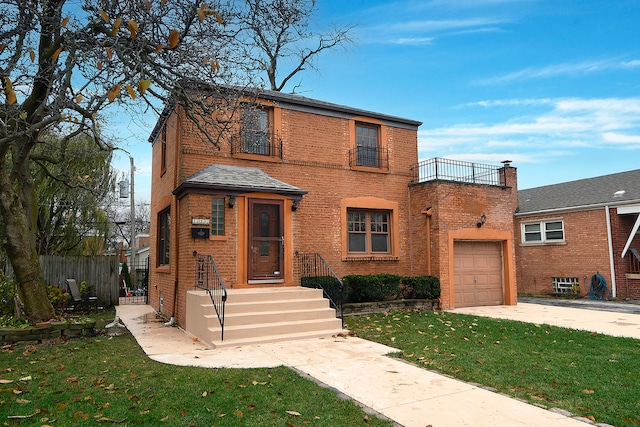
left=5, top=255, right=120, bottom=307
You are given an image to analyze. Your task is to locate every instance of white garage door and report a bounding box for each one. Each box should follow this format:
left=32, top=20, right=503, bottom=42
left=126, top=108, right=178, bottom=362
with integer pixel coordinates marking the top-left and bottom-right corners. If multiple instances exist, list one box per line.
left=453, top=241, right=503, bottom=308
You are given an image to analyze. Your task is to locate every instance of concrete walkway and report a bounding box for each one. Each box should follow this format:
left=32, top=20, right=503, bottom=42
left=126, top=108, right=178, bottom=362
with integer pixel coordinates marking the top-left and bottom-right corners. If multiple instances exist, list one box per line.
left=114, top=302, right=639, bottom=427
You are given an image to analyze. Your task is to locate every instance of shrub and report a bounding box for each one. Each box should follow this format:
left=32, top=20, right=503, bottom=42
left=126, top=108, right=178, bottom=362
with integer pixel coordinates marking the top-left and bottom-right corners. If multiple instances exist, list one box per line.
left=341, top=274, right=441, bottom=303
left=343, top=274, right=401, bottom=303
left=48, top=283, right=70, bottom=312
left=80, top=280, right=96, bottom=295
left=376, top=273, right=403, bottom=300
left=401, top=276, right=440, bottom=299
left=301, top=276, right=345, bottom=305
left=121, top=262, right=132, bottom=288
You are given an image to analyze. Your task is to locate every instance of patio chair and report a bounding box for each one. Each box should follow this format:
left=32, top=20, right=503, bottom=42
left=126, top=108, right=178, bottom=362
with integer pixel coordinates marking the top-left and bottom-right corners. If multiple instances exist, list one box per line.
left=65, top=278, right=98, bottom=312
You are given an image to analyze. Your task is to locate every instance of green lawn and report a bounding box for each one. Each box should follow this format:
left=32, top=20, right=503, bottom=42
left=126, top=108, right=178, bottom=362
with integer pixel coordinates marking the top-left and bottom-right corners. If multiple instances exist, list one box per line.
left=345, top=310, right=640, bottom=427
left=0, top=310, right=392, bottom=427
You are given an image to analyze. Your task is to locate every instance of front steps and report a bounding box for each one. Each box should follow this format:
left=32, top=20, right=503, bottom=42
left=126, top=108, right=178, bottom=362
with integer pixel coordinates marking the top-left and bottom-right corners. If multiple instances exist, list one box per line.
left=186, top=287, right=344, bottom=348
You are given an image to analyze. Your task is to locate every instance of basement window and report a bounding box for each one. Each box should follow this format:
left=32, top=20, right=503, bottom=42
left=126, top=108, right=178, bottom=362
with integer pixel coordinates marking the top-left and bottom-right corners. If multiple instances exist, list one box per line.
left=553, top=277, right=579, bottom=294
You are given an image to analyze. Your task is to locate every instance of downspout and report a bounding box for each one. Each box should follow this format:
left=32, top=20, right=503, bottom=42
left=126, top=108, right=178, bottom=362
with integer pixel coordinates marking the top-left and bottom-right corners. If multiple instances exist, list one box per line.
left=422, top=208, right=433, bottom=276
left=166, top=111, right=181, bottom=326
left=605, top=206, right=617, bottom=298
left=408, top=186, right=413, bottom=276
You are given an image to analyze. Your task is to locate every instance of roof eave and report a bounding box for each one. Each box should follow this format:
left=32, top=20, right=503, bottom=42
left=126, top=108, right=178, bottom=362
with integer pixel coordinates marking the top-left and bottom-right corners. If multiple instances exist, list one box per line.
left=173, top=181, right=308, bottom=200
left=516, top=198, right=640, bottom=217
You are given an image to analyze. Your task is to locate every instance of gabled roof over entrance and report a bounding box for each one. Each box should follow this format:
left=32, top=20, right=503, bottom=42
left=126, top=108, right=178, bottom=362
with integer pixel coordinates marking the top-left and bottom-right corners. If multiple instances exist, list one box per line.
left=517, top=169, right=640, bottom=215
left=173, top=164, right=308, bottom=199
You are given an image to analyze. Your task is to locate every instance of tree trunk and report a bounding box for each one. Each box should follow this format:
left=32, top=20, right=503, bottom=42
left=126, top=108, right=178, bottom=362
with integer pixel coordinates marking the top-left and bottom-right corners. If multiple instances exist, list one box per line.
left=0, top=169, right=55, bottom=323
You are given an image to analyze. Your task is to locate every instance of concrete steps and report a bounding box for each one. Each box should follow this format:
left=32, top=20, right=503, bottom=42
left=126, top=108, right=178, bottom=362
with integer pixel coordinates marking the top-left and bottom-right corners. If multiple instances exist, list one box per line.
left=186, top=287, right=344, bottom=348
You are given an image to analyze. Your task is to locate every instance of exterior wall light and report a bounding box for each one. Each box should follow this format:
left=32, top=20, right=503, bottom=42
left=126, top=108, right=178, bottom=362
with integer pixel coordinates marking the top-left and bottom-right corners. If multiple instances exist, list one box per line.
left=477, top=213, right=486, bottom=228
left=292, top=199, right=300, bottom=211
left=228, top=195, right=236, bottom=208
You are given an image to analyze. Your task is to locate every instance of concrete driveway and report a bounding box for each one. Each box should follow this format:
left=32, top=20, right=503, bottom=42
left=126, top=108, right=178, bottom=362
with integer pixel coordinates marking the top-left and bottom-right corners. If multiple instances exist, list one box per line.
left=453, top=299, right=640, bottom=340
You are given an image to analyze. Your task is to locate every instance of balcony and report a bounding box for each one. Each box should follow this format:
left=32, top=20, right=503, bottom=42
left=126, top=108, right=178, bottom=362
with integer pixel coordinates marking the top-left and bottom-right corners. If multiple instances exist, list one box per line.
left=232, top=129, right=282, bottom=159
left=349, top=146, right=389, bottom=169
left=411, top=158, right=507, bottom=186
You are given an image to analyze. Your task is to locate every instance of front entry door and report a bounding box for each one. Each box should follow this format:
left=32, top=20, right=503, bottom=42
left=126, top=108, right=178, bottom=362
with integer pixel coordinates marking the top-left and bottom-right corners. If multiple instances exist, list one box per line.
left=248, top=199, right=284, bottom=282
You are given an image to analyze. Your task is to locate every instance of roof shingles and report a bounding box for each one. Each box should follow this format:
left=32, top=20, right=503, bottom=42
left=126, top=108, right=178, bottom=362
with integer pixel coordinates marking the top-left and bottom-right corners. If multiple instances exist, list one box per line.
left=518, top=169, right=640, bottom=214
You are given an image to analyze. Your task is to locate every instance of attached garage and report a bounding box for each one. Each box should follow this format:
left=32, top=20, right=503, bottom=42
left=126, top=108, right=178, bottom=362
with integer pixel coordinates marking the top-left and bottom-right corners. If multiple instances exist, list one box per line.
left=453, top=241, right=504, bottom=308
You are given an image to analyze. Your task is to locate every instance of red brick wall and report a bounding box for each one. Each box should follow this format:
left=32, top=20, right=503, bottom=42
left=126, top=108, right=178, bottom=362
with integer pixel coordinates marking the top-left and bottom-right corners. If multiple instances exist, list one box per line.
left=148, top=112, right=180, bottom=320
left=409, top=167, right=518, bottom=309
left=515, top=209, right=611, bottom=296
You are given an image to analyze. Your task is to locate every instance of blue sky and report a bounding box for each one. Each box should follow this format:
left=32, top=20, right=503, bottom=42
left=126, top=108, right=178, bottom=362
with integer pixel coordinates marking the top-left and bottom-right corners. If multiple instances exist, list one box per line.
left=113, top=0, right=640, bottom=204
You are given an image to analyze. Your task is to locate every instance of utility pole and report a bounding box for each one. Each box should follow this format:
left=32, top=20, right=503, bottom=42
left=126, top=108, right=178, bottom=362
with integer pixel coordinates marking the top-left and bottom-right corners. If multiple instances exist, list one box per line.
left=129, top=155, right=136, bottom=290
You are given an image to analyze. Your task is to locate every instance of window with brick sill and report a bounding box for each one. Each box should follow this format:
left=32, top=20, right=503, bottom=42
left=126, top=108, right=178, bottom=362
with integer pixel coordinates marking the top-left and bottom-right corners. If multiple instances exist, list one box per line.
left=211, top=197, right=225, bottom=236
left=347, top=209, right=392, bottom=255
left=157, top=207, right=170, bottom=266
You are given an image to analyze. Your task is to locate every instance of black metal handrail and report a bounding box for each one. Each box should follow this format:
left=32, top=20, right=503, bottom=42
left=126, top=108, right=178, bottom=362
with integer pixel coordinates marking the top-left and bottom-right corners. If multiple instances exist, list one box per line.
left=411, top=157, right=504, bottom=186
left=194, top=254, right=228, bottom=340
left=349, top=146, right=389, bottom=169
left=296, top=252, right=344, bottom=327
left=231, top=129, right=282, bottom=158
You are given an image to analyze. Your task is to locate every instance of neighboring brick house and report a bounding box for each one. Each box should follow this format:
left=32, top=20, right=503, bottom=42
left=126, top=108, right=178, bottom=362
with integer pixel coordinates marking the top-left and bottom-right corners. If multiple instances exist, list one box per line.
left=515, top=169, right=640, bottom=299
left=147, top=87, right=518, bottom=346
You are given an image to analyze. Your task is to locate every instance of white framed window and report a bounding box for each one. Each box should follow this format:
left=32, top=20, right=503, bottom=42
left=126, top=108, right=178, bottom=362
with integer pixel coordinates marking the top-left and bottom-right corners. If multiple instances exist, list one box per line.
left=522, top=219, right=564, bottom=243
left=211, top=198, right=225, bottom=236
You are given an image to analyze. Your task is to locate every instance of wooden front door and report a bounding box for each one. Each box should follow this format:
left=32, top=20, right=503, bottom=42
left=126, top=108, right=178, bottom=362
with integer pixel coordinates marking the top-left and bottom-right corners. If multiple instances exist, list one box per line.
left=248, top=199, right=284, bottom=282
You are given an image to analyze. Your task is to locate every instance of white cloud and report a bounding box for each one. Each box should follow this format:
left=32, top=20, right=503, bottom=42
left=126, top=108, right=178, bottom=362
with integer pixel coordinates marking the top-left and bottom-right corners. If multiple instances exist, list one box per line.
left=466, top=98, right=552, bottom=107
left=476, top=58, right=640, bottom=85
left=418, top=97, right=640, bottom=164
left=391, top=37, right=434, bottom=45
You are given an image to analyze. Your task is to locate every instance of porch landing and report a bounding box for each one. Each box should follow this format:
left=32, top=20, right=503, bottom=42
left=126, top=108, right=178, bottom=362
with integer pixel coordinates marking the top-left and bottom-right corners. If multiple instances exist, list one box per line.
left=186, top=287, right=344, bottom=348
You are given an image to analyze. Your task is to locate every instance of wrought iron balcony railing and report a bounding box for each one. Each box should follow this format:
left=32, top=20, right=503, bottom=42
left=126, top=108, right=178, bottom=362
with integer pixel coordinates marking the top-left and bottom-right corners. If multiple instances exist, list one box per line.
left=411, top=157, right=506, bottom=186
left=349, top=146, right=389, bottom=169
left=232, top=129, right=282, bottom=158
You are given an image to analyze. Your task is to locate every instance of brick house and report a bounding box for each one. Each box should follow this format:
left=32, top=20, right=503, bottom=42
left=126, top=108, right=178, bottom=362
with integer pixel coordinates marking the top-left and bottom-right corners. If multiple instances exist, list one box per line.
left=147, top=87, right=518, bottom=346
left=515, top=169, right=640, bottom=299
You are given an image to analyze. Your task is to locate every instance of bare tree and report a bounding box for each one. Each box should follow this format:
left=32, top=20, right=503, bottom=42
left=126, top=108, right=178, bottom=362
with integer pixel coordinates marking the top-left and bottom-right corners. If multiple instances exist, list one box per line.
left=232, top=0, right=354, bottom=92
left=0, top=0, right=250, bottom=322
left=0, top=0, right=352, bottom=322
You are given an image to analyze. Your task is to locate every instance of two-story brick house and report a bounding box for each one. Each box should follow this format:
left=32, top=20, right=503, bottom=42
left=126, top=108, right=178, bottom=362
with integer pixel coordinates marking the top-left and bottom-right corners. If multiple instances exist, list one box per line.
left=148, top=87, right=518, bottom=347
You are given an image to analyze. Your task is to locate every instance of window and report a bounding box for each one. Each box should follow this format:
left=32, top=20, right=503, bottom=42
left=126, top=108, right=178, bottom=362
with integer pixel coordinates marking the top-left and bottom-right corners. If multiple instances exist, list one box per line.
left=157, top=207, right=170, bottom=266
left=160, top=125, right=167, bottom=172
left=553, top=277, right=579, bottom=294
left=347, top=209, right=390, bottom=254
left=241, top=108, right=270, bottom=155
left=522, top=220, right=564, bottom=243
left=355, top=123, right=380, bottom=167
left=211, top=198, right=225, bottom=236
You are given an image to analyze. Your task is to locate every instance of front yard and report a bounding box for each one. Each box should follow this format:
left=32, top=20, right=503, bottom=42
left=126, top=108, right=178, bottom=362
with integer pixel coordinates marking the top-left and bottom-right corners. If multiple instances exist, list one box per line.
left=0, top=310, right=393, bottom=427
left=345, top=310, right=640, bottom=427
